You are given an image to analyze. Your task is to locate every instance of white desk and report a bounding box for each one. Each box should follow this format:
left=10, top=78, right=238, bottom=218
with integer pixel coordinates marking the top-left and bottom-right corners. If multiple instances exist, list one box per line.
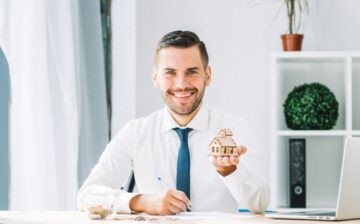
left=1, top=211, right=360, bottom=224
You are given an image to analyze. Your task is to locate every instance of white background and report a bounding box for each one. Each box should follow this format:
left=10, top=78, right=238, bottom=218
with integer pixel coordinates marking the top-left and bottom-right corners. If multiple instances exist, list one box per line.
left=112, top=0, right=360, bottom=183
left=2, top=0, right=360, bottom=209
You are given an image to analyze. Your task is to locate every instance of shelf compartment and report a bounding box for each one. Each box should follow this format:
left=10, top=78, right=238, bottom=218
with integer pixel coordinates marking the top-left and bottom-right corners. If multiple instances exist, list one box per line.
left=273, top=136, right=344, bottom=208
left=352, top=58, right=360, bottom=130
left=274, top=58, right=346, bottom=131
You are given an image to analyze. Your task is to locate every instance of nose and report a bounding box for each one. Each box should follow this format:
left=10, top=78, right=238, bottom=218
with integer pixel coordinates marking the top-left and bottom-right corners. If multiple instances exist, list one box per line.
left=174, top=74, right=190, bottom=89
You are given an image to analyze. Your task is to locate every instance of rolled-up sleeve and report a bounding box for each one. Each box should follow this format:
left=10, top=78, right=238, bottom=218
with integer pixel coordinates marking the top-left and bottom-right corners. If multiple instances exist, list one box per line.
left=219, top=118, right=270, bottom=213
left=220, top=164, right=270, bottom=213
left=77, top=122, right=138, bottom=213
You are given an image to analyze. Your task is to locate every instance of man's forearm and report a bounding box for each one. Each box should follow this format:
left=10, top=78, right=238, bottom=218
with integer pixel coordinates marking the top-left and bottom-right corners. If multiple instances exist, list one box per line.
left=216, top=165, right=237, bottom=176
left=129, top=194, right=146, bottom=213
left=220, top=165, right=270, bottom=213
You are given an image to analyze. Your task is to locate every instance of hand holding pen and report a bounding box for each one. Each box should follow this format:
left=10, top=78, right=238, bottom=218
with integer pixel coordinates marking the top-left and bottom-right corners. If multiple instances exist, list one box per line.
left=157, top=177, right=191, bottom=212
left=129, top=177, right=191, bottom=215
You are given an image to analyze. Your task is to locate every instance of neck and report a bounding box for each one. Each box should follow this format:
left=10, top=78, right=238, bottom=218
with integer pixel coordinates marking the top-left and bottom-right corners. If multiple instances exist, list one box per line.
left=169, top=103, right=202, bottom=127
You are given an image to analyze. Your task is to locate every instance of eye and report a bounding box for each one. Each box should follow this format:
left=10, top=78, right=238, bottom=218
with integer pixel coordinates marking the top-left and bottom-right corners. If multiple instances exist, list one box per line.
left=166, top=70, right=175, bottom=75
left=165, top=70, right=176, bottom=76
left=187, top=70, right=198, bottom=76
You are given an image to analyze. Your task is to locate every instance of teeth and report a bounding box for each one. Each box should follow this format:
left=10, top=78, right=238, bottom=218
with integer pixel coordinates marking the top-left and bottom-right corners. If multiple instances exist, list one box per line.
left=173, top=92, right=192, bottom=97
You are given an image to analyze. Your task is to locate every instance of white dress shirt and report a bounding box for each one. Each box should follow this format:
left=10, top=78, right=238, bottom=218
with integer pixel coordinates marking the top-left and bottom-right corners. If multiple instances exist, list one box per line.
left=77, top=103, right=270, bottom=213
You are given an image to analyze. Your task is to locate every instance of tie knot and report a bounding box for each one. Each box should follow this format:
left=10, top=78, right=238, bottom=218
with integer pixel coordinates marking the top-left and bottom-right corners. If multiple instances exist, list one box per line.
left=174, top=128, right=193, bottom=142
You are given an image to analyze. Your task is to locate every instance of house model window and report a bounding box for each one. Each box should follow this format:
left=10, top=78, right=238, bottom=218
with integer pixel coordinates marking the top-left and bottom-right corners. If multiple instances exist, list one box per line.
left=209, top=128, right=237, bottom=156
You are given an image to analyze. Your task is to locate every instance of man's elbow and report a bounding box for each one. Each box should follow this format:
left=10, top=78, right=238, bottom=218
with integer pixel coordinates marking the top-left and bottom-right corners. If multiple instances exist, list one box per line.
left=76, top=186, right=88, bottom=211
left=247, top=187, right=270, bottom=213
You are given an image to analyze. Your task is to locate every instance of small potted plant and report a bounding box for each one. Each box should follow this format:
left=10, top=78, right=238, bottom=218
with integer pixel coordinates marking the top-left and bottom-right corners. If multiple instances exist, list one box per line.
left=283, top=82, right=339, bottom=130
left=281, top=0, right=308, bottom=51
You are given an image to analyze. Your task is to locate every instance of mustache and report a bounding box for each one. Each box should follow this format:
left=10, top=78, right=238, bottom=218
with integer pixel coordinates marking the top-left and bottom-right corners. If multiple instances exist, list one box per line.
left=168, top=87, right=197, bottom=93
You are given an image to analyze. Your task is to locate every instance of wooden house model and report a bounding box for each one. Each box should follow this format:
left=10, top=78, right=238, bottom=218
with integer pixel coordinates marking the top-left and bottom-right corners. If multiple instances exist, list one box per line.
left=209, top=129, right=237, bottom=156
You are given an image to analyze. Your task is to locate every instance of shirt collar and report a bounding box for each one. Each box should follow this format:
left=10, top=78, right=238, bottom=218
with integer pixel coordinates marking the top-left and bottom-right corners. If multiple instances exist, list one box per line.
left=161, top=102, right=209, bottom=133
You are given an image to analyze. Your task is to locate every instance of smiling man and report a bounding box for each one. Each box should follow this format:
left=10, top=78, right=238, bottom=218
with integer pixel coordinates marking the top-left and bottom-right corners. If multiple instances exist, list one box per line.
left=153, top=37, right=209, bottom=126
left=77, top=30, right=270, bottom=215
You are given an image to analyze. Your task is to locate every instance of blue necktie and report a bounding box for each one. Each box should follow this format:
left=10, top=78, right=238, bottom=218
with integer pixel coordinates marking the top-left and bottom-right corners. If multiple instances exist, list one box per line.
left=174, top=128, right=192, bottom=199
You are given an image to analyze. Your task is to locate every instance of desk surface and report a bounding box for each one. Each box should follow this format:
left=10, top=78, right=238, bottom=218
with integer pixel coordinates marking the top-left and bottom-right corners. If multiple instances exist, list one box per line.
left=1, top=211, right=360, bottom=224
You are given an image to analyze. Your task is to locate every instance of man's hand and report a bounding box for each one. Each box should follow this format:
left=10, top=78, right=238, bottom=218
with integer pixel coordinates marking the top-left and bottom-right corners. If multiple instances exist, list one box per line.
left=209, top=146, right=247, bottom=177
left=129, top=189, right=191, bottom=215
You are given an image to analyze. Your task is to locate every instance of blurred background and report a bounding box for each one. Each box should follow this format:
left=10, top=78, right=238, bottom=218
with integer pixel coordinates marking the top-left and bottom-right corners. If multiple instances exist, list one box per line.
left=1, top=0, right=360, bottom=210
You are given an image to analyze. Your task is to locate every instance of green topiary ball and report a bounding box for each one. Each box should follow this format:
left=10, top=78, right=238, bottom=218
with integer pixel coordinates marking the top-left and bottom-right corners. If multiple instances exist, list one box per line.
left=284, top=82, right=339, bottom=130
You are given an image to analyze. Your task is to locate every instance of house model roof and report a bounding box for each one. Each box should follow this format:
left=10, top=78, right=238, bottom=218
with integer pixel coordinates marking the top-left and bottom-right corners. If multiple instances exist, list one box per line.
left=209, top=129, right=237, bottom=147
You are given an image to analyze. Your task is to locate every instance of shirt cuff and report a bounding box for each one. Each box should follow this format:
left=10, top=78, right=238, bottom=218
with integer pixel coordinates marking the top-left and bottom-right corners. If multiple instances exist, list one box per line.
left=114, top=192, right=141, bottom=214
left=220, top=163, right=250, bottom=184
left=218, top=164, right=270, bottom=213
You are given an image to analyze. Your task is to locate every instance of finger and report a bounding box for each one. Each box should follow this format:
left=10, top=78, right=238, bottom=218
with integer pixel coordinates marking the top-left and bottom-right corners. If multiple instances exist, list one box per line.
left=229, top=155, right=240, bottom=165
left=238, top=146, right=247, bottom=155
left=234, top=146, right=245, bottom=157
left=162, top=207, right=176, bottom=215
left=172, top=190, right=191, bottom=208
left=168, top=197, right=187, bottom=212
left=158, top=207, right=175, bottom=216
left=216, top=156, right=224, bottom=165
left=233, top=149, right=239, bottom=157
left=211, top=156, right=224, bottom=166
left=162, top=209, right=175, bottom=215
left=167, top=203, right=184, bottom=214
left=221, top=157, right=232, bottom=166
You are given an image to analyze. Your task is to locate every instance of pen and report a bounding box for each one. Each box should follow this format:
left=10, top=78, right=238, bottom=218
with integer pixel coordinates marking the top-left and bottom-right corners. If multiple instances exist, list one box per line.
left=238, top=209, right=251, bottom=213
left=157, top=177, right=171, bottom=188
left=238, top=209, right=277, bottom=213
left=157, top=177, right=191, bottom=212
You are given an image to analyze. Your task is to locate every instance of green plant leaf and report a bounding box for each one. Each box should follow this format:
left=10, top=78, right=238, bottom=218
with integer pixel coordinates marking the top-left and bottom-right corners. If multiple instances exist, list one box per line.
left=283, top=83, right=339, bottom=130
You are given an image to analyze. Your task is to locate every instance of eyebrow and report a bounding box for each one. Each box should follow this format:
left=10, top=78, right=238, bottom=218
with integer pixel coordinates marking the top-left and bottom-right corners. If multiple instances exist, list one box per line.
left=187, top=67, right=200, bottom=71
left=163, top=67, right=200, bottom=71
left=163, top=67, right=176, bottom=71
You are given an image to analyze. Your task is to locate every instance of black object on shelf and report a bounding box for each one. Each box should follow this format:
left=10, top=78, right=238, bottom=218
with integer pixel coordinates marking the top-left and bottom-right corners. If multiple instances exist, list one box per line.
left=289, top=138, right=306, bottom=208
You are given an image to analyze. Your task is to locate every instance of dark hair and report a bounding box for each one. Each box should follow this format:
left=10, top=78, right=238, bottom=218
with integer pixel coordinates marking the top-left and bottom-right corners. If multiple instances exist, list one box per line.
left=155, top=30, right=209, bottom=67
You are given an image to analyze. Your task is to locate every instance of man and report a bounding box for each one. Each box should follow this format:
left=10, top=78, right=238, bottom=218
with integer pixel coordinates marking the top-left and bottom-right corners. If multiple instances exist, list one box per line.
left=77, top=30, right=269, bottom=215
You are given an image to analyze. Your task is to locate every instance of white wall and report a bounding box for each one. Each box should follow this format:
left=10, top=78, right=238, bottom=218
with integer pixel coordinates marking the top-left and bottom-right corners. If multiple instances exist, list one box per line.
left=113, top=0, right=360, bottom=181
left=305, top=0, right=360, bottom=51
left=111, top=0, right=136, bottom=134
left=133, top=0, right=285, bottom=180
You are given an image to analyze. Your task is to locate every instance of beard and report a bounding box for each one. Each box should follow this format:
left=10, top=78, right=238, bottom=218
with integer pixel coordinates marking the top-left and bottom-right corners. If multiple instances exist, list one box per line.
left=161, top=85, right=205, bottom=116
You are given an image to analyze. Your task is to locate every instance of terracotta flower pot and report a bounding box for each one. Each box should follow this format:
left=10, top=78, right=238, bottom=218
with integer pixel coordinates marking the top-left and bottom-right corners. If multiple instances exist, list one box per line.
left=281, top=34, right=304, bottom=51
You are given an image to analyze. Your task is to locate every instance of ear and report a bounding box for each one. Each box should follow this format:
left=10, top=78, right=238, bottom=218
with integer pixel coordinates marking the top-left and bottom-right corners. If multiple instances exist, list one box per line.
left=152, top=67, right=159, bottom=88
left=205, top=65, right=212, bottom=87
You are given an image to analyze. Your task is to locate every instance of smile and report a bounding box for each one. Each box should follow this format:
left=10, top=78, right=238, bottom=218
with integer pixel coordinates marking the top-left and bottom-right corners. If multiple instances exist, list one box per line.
left=169, top=90, right=196, bottom=102
left=173, top=92, right=194, bottom=97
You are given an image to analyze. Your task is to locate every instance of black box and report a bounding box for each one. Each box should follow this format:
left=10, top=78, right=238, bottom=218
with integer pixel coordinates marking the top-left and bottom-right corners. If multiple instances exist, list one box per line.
left=289, top=138, right=306, bottom=208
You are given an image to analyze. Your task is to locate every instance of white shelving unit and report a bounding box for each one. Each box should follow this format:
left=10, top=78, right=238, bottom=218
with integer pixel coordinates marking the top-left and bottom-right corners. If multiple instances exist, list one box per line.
left=269, top=52, right=360, bottom=209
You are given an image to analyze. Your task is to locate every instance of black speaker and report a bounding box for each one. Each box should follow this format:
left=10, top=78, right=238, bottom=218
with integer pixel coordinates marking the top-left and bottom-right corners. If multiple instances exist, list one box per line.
left=289, top=138, right=306, bottom=208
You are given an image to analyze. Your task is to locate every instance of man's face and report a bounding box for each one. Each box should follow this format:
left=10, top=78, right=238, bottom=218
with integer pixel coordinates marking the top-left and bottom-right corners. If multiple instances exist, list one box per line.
left=152, top=46, right=211, bottom=116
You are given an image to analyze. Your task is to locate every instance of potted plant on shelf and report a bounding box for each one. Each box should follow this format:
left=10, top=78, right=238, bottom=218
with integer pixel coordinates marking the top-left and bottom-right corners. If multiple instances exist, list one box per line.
left=283, top=82, right=339, bottom=130
left=281, top=0, right=309, bottom=51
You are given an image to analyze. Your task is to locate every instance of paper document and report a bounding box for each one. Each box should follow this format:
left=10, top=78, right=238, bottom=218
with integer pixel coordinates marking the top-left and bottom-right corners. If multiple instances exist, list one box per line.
left=113, top=211, right=257, bottom=221
left=167, top=211, right=257, bottom=220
